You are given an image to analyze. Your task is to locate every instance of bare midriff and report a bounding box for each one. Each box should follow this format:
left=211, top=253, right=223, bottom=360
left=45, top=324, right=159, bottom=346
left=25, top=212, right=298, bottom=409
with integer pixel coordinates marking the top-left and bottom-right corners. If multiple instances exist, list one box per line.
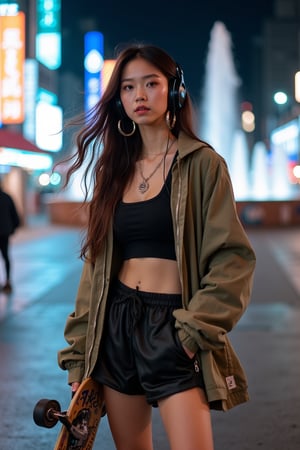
left=118, top=257, right=182, bottom=294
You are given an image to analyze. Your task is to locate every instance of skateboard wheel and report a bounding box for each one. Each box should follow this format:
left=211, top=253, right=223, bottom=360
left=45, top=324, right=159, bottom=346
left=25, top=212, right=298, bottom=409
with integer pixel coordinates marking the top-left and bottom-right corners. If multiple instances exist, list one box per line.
left=33, top=398, right=61, bottom=428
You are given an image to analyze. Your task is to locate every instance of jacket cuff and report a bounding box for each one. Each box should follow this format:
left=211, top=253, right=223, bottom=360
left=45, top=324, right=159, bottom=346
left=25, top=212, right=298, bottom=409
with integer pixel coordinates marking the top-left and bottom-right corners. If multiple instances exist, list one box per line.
left=65, top=363, right=85, bottom=385
left=177, top=328, right=199, bottom=354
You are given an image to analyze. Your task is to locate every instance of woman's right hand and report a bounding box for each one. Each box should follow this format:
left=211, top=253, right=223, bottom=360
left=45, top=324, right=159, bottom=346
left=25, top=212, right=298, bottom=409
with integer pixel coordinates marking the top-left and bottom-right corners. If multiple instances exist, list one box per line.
left=71, top=382, right=81, bottom=396
left=182, top=345, right=196, bottom=359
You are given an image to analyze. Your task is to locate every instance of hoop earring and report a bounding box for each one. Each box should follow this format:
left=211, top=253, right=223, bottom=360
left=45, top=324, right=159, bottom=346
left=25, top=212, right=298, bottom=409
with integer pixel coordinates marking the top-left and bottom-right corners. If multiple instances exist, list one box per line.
left=117, top=119, right=136, bottom=137
left=166, top=111, right=176, bottom=130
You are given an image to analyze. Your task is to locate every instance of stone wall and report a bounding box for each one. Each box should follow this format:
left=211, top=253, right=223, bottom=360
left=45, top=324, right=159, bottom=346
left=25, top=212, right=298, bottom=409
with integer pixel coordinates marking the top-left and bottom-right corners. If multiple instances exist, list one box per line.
left=47, top=199, right=300, bottom=229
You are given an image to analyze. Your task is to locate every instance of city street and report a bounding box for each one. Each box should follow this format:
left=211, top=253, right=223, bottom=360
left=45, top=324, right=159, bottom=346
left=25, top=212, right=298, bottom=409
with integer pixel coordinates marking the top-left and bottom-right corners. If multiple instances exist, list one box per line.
left=0, top=219, right=299, bottom=450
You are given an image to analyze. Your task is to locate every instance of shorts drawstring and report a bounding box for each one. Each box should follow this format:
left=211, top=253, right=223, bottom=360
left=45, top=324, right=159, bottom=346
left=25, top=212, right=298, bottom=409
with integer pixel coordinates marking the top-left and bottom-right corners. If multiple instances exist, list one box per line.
left=128, top=286, right=144, bottom=329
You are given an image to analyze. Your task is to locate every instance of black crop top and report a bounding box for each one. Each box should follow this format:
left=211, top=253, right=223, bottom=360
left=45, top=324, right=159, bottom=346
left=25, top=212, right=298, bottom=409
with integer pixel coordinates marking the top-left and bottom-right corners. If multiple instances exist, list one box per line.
left=113, top=154, right=177, bottom=260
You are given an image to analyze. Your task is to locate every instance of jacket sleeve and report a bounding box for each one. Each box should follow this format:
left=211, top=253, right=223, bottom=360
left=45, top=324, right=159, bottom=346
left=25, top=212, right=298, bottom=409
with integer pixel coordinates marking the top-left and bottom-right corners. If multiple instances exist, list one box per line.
left=173, top=151, right=256, bottom=354
left=57, top=260, right=93, bottom=384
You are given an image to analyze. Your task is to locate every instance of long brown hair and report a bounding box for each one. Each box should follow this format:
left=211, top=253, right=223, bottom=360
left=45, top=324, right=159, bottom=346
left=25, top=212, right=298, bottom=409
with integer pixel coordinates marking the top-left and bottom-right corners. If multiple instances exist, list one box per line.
left=64, top=43, right=199, bottom=262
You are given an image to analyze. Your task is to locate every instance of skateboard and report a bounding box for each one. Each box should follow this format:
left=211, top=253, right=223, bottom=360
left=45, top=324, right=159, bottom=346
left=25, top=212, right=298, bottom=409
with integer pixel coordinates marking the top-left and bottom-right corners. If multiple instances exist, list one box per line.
left=33, top=377, right=105, bottom=450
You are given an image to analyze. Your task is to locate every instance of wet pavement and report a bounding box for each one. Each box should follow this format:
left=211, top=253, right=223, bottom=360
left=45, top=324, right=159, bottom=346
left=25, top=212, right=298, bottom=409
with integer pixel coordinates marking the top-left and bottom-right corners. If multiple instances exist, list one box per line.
left=0, top=218, right=299, bottom=449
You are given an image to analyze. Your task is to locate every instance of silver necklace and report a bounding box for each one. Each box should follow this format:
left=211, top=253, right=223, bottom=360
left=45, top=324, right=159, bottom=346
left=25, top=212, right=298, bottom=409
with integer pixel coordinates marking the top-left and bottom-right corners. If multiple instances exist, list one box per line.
left=138, top=137, right=172, bottom=194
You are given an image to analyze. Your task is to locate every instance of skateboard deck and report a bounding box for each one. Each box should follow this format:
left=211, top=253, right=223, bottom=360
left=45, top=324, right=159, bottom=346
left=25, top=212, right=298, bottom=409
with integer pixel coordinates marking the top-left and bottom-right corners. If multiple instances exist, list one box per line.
left=33, top=377, right=104, bottom=450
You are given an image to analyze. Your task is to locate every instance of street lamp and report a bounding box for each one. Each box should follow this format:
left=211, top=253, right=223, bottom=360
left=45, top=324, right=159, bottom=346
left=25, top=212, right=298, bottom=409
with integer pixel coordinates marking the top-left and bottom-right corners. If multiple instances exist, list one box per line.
left=273, top=91, right=289, bottom=125
left=273, top=91, right=288, bottom=105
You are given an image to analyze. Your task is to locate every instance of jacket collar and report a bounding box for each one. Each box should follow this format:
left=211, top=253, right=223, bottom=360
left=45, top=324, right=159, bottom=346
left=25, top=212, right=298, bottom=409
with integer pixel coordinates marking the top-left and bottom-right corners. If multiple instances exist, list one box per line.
left=177, top=131, right=208, bottom=159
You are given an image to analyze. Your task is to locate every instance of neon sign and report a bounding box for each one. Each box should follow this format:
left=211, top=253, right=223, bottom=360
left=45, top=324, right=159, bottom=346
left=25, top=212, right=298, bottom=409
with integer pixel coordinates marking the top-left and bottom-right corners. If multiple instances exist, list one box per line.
left=0, top=12, right=25, bottom=124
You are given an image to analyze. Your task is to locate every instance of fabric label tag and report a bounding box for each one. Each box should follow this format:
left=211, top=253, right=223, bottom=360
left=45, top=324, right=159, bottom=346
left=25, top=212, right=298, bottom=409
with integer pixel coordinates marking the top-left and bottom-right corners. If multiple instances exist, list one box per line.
left=226, top=375, right=237, bottom=390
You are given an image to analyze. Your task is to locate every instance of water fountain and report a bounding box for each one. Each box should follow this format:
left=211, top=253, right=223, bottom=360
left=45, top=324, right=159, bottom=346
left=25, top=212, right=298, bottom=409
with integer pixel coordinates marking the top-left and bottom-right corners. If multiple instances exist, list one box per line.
left=200, top=21, right=241, bottom=167
left=251, top=141, right=271, bottom=199
left=230, top=129, right=250, bottom=200
left=270, top=142, right=293, bottom=199
left=199, top=20, right=296, bottom=203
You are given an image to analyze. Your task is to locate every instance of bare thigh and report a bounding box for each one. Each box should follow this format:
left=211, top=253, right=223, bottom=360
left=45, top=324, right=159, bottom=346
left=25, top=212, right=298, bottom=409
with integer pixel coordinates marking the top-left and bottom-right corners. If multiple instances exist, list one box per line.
left=103, top=385, right=154, bottom=450
left=158, top=387, right=214, bottom=450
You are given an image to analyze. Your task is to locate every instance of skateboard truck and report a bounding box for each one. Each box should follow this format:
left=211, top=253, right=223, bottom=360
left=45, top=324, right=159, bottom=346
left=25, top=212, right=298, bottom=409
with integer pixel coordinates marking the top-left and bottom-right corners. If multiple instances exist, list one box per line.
left=52, top=410, right=89, bottom=441
left=33, top=398, right=89, bottom=440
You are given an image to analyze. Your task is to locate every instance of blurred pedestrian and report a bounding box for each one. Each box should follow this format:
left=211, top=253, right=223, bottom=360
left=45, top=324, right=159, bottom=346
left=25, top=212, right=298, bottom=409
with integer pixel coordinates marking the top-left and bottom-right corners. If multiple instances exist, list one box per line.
left=58, top=43, right=256, bottom=450
left=0, top=180, right=20, bottom=294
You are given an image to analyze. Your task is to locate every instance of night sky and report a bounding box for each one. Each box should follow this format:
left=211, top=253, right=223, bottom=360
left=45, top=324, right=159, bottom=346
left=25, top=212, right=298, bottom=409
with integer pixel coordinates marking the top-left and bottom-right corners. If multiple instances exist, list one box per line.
left=61, top=0, right=275, bottom=104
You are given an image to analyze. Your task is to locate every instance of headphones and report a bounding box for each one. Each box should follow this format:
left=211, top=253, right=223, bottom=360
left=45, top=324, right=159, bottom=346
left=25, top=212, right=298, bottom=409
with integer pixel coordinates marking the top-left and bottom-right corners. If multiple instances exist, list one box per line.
left=168, top=64, right=187, bottom=112
left=116, top=63, right=187, bottom=117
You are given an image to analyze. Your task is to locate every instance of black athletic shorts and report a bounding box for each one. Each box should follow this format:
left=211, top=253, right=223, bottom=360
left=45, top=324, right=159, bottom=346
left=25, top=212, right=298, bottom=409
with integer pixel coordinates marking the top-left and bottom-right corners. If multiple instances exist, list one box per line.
left=92, top=280, right=205, bottom=406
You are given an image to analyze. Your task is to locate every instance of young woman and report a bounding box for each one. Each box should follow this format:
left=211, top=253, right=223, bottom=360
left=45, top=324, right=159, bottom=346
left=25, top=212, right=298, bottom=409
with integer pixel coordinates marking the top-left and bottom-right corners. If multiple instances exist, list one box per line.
left=58, top=43, right=256, bottom=450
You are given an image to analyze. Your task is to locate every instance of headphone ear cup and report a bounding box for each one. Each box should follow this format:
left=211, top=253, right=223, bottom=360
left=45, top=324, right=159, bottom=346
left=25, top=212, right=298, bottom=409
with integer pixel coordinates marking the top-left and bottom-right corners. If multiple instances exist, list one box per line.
left=168, top=65, right=187, bottom=112
left=177, top=80, right=187, bottom=109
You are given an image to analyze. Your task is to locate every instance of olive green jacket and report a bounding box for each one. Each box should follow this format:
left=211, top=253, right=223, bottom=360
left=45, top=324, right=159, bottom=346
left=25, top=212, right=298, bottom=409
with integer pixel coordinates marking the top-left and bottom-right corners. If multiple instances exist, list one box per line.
left=58, top=132, right=256, bottom=411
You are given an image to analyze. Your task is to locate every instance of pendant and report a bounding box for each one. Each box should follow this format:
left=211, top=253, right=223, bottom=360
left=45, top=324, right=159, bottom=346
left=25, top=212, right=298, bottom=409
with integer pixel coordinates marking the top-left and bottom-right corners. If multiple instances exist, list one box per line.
left=138, top=180, right=149, bottom=194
